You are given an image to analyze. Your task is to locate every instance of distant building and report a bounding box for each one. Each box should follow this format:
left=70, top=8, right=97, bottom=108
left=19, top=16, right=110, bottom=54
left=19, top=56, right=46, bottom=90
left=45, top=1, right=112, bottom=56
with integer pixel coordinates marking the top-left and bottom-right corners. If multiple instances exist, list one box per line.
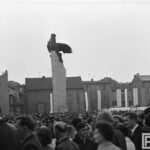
left=0, top=71, right=9, bottom=114
left=25, top=76, right=85, bottom=113
left=131, top=73, right=150, bottom=106
left=8, top=73, right=150, bottom=114
left=8, top=81, right=26, bottom=114
left=83, top=77, right=132, bottom=111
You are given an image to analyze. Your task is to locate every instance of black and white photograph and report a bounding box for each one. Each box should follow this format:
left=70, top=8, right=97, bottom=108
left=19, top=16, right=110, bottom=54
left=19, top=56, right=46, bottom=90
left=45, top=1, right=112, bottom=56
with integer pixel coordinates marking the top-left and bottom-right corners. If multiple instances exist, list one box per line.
left=0, top=0, right=150, bottom=150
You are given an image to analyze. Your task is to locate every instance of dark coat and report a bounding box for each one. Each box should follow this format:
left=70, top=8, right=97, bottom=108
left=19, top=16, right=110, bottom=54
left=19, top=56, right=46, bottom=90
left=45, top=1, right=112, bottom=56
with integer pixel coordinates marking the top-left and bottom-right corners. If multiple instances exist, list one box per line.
left=56, top=137, right=79, bottom=150
left=130, top=125, right=142, bottom=150
left=74, top=134, right=97, bottom=150
left=22, top=133, right=43, bottom=150
left=113, top=129, right=127, bottom=150
left=0, top=120, right=21, bottom=150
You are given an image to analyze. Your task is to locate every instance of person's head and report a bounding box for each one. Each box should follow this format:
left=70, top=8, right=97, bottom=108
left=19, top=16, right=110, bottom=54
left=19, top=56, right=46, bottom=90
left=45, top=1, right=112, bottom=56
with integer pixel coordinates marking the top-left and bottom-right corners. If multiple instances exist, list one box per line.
left=37, top=127, right=52, bottom=147
left=53, top=121, right=67, bottom=140
left=97, top=111, right=113, bottom=124
left=72, top=117, right=82, bottom=129
left=144, top=107, right=150, bottom=116
left=94, top=121, right=114, bottom=144
left=87, top=118, right=93, bottom=126
left=113, top=115, right=124, bottom=127
left=124, top=112, right=137, bottom=129
left=0, top=120, right=20, bottom=150
left=137, top=113, right=144, bottom=127
left=67, top=125, right=76, bottom=140
left=15, top=115, right=35, bottom=139
left=76, top=122, right=89, bottom=137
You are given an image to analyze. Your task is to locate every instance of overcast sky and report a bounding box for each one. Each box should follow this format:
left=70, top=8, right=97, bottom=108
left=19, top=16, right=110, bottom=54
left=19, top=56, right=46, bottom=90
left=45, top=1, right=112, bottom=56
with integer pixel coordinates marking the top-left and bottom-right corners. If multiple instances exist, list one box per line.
left=1, top=0, right=150, bottom=84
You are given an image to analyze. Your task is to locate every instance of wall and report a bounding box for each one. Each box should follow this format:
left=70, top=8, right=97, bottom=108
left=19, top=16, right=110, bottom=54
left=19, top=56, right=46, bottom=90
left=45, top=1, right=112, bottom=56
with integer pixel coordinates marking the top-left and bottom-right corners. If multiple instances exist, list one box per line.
left=131, top=76, right=143, bottom=105
left=0, top=71, right=9, bottom=114
left=27, top=89, right=85, bottom=113
left=27, top=90, right=52, bottom=113
left=83, top=82, right=112, bottom=111
left=66, top=89, right=85, bottom=112
left=131, top=76, right=150, bottom=106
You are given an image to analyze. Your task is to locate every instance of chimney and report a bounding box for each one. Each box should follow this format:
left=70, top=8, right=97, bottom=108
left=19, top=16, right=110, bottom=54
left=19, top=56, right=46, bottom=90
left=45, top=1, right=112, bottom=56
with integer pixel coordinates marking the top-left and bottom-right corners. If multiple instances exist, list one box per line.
left=42, top=76, right=45, bottom=79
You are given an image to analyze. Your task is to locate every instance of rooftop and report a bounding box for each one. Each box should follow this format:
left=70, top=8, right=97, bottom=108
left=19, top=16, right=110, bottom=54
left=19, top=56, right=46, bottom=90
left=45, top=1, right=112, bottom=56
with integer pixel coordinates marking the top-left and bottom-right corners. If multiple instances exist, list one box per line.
left=134, top=73, right=150, bottom=82
left=25, top=76, right=83, bottom=90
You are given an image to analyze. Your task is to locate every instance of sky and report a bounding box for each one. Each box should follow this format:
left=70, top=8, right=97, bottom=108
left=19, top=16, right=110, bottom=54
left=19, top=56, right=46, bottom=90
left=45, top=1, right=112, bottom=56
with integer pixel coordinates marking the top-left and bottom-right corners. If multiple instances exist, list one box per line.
left=1, top=0, right=150, bottom=84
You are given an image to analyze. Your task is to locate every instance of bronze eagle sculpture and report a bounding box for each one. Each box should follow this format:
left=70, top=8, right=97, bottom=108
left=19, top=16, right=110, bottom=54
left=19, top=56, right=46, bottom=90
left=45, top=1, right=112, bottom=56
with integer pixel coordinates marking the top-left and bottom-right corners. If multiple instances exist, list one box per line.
left=47, top=34, right=72, bottom=62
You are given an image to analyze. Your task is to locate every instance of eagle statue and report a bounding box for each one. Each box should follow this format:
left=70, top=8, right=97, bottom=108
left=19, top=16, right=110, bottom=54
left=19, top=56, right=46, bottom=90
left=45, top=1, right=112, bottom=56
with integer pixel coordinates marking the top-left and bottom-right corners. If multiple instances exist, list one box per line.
left=47, top=34, right=72, bottom=62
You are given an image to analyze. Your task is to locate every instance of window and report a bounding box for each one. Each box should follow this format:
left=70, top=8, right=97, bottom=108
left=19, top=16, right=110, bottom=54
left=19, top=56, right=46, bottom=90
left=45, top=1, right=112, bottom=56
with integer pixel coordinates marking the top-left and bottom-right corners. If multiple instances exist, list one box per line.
left=103, top=86, right=105, bottom=90
left=112, top=89, right=116, bottom=92
left=9, top=95, right=14, bottom=105
left=38, top=104, right=44, bottom=114
left=129, top=101, right=133, bottom=107
left=112, top=101, right=117, bottom=107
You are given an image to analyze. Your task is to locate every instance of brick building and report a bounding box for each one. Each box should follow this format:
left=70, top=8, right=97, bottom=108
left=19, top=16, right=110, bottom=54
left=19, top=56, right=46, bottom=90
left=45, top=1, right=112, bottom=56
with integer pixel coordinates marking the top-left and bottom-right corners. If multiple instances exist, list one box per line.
left=8, top=73, right=150, bottom=114
left=25, top=76, right=85, bottom=113
left=131, top=73, right=150, bottom=106
left=83, top=77, right=132, bottom=111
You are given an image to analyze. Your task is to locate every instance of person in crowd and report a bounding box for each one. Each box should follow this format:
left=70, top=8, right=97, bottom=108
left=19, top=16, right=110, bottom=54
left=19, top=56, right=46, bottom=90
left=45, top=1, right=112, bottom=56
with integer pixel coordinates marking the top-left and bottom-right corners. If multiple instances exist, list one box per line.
left=124, top=111, right=142, bottom=150
left=73, top=122, right=97, bottom=150
left=113, top=115, right=124, bottom=127
left=137, top=112, right=144, bottom=127
left=97, top=110, right=127, bottom=150
left=144, top=107, right=150, bottom=116
left=15, top=115, right=43, bottom=150
left=143, top=113, right=150, bottom=132
left=87, top=118, right=93, bottom=131
left=94, top=121, right=121, bottom=150
left=67, top=125, right=76, bottom=141
left=37, top=127, right=53, bottom=150
left=72, top=117, right=82, bottom=130
left=116, top=124, right=135, bottom=150
left=86, top=118, right=95, bottom=140
left=0, top=118, right=21, bottom=150
left=54, top=121, right=79, bottom=150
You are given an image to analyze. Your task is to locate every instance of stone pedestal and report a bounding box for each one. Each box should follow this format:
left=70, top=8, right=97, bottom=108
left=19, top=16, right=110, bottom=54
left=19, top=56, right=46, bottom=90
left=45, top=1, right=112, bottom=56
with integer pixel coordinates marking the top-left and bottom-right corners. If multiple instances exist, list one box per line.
left=50, top=51, right=67, bottom=112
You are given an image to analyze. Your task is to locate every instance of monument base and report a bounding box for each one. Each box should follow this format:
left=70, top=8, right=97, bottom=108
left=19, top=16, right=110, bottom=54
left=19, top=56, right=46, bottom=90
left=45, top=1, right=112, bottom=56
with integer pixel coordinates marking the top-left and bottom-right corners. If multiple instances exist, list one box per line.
left=50, top=51, right=67, bottom=113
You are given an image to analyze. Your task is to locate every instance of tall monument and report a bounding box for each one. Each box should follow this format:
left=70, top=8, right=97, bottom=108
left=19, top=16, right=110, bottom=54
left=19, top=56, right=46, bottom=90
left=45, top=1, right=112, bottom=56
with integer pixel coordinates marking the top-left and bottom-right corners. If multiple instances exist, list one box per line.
left=47, top=34, right=72, bottom=112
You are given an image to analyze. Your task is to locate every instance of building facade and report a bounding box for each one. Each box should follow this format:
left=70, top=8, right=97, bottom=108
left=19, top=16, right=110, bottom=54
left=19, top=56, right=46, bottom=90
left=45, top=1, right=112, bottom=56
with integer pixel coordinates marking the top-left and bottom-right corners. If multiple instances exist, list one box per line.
left=8, top=81, right=26, bottom=114
left=0, top=71, right=9, bottom=114
left=83, top=78, right=133, bottom=112
left=25, top=76, right=85, bottom=113
left=8, top=73, right=150, bottom=114
left=131, top=73, right=150, bottom=106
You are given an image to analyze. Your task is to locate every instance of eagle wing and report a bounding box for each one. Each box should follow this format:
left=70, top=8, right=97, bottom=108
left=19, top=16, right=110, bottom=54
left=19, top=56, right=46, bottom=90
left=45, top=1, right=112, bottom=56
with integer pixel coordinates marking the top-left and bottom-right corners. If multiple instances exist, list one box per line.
left=56, top=43, right=72, bottom=53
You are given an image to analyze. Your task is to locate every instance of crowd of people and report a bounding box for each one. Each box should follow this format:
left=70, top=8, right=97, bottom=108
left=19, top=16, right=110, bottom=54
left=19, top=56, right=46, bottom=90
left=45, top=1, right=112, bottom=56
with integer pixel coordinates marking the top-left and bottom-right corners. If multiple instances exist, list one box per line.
left=0, top=107, right=150, bottom=150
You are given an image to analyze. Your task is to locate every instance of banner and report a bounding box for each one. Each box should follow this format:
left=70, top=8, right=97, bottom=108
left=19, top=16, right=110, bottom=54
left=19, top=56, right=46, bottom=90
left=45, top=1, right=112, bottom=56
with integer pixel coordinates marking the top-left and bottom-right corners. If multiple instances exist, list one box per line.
left=50, top=93, right=53, bottom=113
left=97, top=90, right=101, bottom=110
left=85, top=92, right=89, bottom=112
left=116, top=89, right=122, bottom=107
left=125, top=89, right=128, bottom=107
left=133, top=88, right=138, bottom=106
